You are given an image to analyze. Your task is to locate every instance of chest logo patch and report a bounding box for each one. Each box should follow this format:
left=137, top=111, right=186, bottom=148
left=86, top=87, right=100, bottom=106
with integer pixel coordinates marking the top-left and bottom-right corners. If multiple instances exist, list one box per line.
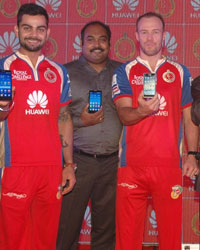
left=162, top=70, right=175, bottom=83
left=44, top=68, right=57, bottom=83
left=12, top=70, right=32, bottom=81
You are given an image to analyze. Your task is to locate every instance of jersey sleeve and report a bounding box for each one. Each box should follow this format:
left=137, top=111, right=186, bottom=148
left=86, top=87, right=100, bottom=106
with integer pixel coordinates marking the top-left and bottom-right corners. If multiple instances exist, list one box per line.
left=60, top=65, right=72, bottom=106
left=181, top=65, right=193, bottom=108
left=112, top=62, right=133, bottom=102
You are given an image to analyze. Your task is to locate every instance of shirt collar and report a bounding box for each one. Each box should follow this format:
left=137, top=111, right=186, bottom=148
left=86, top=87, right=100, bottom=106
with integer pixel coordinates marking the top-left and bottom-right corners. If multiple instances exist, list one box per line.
left=137, top=56, right=166, bottom=72
left=16, top=51, right=44, bottom=68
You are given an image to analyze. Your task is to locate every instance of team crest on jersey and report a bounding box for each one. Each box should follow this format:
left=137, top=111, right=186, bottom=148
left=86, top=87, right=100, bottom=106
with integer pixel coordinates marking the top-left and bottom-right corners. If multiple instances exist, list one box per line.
left=162, top=70, right=175, bottom=83
left=44, top=68, right=57, bottom=83
left=171, top=185, right=183, bottom=199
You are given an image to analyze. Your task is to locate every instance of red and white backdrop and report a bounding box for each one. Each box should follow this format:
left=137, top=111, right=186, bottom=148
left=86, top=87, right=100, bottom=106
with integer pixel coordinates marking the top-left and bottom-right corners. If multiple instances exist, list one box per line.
left=0, top=0, right=199, bottom=246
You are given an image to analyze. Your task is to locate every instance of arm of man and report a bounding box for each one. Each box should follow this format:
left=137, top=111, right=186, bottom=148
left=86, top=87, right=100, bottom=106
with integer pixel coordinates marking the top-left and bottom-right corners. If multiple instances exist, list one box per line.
left=115, top=91, right=160, bottom=126
left=191, top=76, right=200, bottom=126
left=58, top=105, right=76, bottom=194
left=191, top=99, right=200, bottom=126
left=182, top=106, right=199, bottom=177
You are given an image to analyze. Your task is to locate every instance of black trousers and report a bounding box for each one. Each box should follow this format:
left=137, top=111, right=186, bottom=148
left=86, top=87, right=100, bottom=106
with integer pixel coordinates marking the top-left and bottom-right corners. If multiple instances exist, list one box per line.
left=56, top=151, right=118, bottom=250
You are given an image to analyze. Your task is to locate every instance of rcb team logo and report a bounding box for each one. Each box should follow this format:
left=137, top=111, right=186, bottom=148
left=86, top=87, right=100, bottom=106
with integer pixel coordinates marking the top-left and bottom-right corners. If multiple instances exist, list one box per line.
left=162, top=70, right=175, bottom=83
left=193, top=38, right=200, bottom=60
left=114, top=33, right=135, bottom=61
left=44, top=68, right=57, bottom=83
left=76, top=0, right=97, bottom=17
left=154, top=0, right=175, bottom=18
left=0, top=0, right=20, bottom=18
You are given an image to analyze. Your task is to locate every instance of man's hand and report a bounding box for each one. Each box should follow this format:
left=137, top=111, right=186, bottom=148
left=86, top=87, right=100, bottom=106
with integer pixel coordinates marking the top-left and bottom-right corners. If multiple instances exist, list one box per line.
left=0, top=101, right=10, bottom=109
left=61, top=166, right=76, bottom=195
left=0, top=86, right=15, bottom=110
left=137, top=91, right=160, bottom=117
left=81, top=104, right=104, bottom=126
left=182, top=155, right=200, bottom=177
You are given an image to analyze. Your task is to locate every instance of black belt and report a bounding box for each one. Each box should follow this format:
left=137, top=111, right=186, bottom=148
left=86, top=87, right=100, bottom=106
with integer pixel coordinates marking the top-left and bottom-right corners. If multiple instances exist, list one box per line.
left=74, top=149, right=118, bottom=159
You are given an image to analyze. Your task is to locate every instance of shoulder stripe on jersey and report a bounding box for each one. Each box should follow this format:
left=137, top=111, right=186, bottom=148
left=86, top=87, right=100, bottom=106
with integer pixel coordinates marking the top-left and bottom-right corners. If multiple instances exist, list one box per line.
left=2, top=54, right=17, bottom=70
left=125, top=59, right=137, bottom=79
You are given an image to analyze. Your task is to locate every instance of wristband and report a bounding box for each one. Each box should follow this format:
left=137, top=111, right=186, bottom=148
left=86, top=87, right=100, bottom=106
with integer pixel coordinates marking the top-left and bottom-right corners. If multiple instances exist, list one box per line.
left=0, top=101, right=14, bottom=112
left=188, top=151, right=200, bottom=161
left=188, top=151, right=198, bottom=156
left=64, top=163, right=77, bottom=171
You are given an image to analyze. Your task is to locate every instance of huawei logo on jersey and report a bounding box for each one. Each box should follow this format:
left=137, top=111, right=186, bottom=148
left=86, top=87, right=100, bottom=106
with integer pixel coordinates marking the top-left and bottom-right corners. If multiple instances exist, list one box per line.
left=25, top=90, right=49, bottom=115
left=154, top=94, right=168, bottom=117
left=158, top=94, right=166, bottom=110
left=27, top=90, right=48, bottom=108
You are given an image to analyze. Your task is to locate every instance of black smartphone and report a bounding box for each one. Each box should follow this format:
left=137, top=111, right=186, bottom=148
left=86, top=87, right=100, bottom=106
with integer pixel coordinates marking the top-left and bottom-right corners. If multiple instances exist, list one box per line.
left=0, top=70, right=12, bottom=101
left=143, top=73, right=156, bottom=98
left=88, top=90, right=102, bottom=113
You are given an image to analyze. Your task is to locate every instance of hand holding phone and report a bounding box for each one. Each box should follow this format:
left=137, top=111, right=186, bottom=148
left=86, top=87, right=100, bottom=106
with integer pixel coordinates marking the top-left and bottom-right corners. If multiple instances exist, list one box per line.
left=143, top=73, right=156, bottom=98
left=0, top=70, right=12, bottom=101
left=88, top=90, right=102, bottom=113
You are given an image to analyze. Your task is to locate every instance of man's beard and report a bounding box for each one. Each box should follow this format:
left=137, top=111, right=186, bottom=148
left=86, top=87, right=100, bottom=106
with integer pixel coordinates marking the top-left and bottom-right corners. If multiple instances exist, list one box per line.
left=140, top=43, right=163, bottom=57
left=19, top=37, right=44, bottom=52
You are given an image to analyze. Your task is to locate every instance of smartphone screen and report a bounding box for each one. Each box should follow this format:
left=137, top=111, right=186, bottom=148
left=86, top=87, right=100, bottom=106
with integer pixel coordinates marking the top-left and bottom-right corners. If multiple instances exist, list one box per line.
left=88, top=90, right=102, bottom=113
left=143, top=73, right=156, bottom=98
left=0, top=70, right=12, bottom=101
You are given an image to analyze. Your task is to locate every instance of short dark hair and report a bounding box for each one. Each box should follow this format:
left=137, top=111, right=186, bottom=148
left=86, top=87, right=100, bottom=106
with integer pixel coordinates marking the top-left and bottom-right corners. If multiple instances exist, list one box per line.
left=136, top=12, right=165, bottom=32
left=17, top=3, right=49, bottom=27
left=81, top=21, right=111, bottom=45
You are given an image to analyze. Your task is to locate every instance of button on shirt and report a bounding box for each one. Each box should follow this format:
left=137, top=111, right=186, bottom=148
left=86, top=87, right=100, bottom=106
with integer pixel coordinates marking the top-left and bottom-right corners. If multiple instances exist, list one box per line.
left=65, top=55, right=122, bottom=155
